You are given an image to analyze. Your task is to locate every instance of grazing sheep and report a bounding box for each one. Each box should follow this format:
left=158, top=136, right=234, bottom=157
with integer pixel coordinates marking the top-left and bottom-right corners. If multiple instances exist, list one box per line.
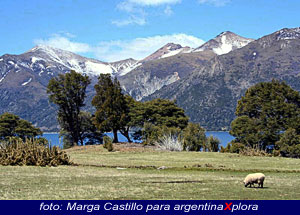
left=243, top=173, right=265, bottom=188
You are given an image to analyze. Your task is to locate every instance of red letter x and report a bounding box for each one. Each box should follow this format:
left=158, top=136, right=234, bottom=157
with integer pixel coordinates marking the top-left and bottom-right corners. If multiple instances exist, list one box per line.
left=224, top=202, right=232, bottom=211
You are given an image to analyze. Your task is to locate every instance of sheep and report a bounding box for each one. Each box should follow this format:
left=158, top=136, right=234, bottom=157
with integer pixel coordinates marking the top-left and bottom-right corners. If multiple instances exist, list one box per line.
left=243, top=173, right=265, bottom=188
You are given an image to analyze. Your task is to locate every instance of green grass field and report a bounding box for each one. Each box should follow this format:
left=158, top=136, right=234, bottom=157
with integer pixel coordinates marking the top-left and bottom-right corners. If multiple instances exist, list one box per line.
left=1, top=144, right=300, bottom=200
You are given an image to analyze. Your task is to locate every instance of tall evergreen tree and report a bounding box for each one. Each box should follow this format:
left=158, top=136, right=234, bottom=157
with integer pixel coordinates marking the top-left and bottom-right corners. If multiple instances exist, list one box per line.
left=47, top=70, right=91, bottom=146
left=92, top=74, right=128, bottom=143
left=119, top=95, right=138, bottom=143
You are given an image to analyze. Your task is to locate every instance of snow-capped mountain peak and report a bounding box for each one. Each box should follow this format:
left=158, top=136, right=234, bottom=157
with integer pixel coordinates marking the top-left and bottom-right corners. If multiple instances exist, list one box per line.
left=142, top=43, right=192, bottom=62
left=24, top=45, right=114, bottom=76
left=193, top=31, right=254, bottom=55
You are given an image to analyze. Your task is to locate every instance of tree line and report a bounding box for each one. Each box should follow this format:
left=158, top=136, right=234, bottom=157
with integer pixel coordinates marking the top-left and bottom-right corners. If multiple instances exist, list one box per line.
left=1, top=70, right=299, bottom=158
left=46, top=71, right=211, bottom=149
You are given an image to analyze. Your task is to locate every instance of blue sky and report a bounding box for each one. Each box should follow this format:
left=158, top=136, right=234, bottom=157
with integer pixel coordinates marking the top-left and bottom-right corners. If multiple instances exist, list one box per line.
left=0, top=0, right=300, bottom=62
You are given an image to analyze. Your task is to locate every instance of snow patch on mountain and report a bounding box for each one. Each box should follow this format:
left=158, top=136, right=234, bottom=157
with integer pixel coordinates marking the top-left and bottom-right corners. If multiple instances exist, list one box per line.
left=118, top=62, right=142, bottom=76
left=31, top=57, right=43, bottom=64
left=109, top=58, right=140, bottom=76
left=142, top=43, right=192, bottom=62
left=193, top=31, right=254, bottom=55
left=22, top=78, right=32, bottom=86
left=85, top=61, right=113, bottom=75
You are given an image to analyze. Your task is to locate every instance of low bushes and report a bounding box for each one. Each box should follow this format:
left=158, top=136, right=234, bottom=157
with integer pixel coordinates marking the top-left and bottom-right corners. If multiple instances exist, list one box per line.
left=0, top=138, right=72, bottom=166
left=140, top=122, right=220, bottom=152
left=220, top=142, right=245, bottom=153
left=156, top=133, right=183, bottom=151
left=221, top=142, right=271, bottom=157
left=103, top=136, right=114, bottom=152
left=182, top=123, right=206, bottom=151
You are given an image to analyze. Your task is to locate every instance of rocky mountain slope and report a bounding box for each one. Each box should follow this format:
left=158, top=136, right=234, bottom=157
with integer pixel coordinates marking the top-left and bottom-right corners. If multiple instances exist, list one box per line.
left=119, top=51, right=216, bottom=101
left=146, top=27, right=300, bottom=130
left=1, top=28, right=299, bottom=131
left=0, top=45, right=138, bottom=130
left=119, top=32, right=254, bottom=101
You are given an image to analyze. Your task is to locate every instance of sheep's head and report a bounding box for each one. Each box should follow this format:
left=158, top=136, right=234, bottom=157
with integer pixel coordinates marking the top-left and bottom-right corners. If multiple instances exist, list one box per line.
left=243, top=181, right=249, bottom=187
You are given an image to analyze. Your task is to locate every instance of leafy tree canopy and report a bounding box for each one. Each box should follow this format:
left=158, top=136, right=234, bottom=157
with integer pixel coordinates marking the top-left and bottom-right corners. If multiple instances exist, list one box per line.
left=47, top=70, right=91, bottom=146
left=230, top=80, right=300, bottom=150
left=0, top=113, right=42, bottom=141
left=92, top=74, right=128, bottom=143
left=275, top=128, right=300, bottom=158
left=137, top=99, right=189, bottom=129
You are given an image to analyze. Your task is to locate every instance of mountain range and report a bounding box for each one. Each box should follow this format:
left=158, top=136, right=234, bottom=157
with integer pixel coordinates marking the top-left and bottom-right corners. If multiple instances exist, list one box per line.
left=0, top=28, right=299, bottom=131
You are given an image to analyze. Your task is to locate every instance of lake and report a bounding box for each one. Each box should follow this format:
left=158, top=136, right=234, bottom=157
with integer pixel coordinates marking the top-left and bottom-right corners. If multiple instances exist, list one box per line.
left=42, top=132, right=234, bottom=148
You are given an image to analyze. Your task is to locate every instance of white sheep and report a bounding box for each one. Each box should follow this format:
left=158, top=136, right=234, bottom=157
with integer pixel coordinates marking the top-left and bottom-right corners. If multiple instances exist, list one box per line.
left=243, top=173, right=265, bottom=188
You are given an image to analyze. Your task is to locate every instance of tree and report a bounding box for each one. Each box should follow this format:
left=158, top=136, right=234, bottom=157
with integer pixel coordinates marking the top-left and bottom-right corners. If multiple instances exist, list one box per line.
left=230, top=80, right=300, bottom=150
left=92, top=74, right=128, bottom=143
left=47, top=70, right=91, bottom=146
left=119, top=95, right=138, bottom=143
left=182, top=123, right=206, bottom=151
left=60, top=111, right=103, bottom=149
left=275, top=128, right=300, bottom=158
left=130, top=99, right=189, bottom=143
left=79, top=112, right=103, bottom=145
left=0, top=113, right=42, bottom=141
left=139, top=99, right=189, bottom=129
left=206, top=136, right=220, bottom=152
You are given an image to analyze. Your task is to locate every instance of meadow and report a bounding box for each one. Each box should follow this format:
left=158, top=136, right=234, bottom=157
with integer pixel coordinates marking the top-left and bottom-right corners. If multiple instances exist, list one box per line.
left=1, top=144, right=300, bottom=200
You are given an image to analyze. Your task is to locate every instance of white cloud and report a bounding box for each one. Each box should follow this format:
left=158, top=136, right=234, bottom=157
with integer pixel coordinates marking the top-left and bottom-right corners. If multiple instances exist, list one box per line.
left=113, top=0, right=181, bottom=26
left=94, top=34, right=204, bottom=62
left=34, top=33, right=205, bottom=62
left=198, top=0, right=230, bottom=7
left=112, top=15, right=146, bottom=26
left=164, top=6, right=174, bottom=16
left=34, top=34, right=91, bottom=53
left=127, top=0, right=181, bottom=6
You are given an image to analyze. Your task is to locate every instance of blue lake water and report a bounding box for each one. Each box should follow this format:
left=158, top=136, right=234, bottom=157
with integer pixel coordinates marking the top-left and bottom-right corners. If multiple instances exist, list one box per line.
left=42, top=132, right=234, bottom=148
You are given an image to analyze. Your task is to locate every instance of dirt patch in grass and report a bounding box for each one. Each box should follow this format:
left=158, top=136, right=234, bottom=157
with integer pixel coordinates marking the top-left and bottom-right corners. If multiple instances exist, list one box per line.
left=65, top=143, right=158, bottom=153
left=145, top=180, right=203, bottom=184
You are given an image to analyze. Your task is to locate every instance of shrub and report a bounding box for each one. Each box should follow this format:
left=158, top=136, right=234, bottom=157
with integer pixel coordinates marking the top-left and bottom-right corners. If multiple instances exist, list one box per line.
left=0, top=139, right=72, bottom=166
left=103, top=136, right=113, bottom=152
left=274, top=128, right=300, bottom=158
left=239, top=147, right=271, bottom=157
left=156, top=133, right=183, bottom=151
left=220, top=142, right=245, bottom=153
left=206, top=136, right=220, bottom=152
left=141, top=123, right=162, bottom=145
left=182, top=123, right=206, bottom=151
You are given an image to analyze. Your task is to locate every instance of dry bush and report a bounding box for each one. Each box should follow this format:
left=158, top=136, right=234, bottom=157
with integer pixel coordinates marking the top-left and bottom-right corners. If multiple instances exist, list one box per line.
left=103, top=136, right=114, bottom=152
left=239, top=147, right=271, bottom=157
left=0, top=138, right=72, bottom=166
left=156, top=134, right=183, bottom=151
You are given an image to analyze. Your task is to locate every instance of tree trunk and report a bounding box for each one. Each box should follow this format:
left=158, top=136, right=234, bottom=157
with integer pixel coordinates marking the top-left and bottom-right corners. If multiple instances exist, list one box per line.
left=123, top=131, right=132, bottom=143
left=113, top=129, right=119, bottom=143
left=120, top=128, right=132, bottom=143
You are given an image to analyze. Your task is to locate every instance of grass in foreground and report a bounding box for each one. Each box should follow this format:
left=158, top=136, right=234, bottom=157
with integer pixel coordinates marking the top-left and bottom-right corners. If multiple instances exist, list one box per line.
left=0, top=144, right=300, bottom=200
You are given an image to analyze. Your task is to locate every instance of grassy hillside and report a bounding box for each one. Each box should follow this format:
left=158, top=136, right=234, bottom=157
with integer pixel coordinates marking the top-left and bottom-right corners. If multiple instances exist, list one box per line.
left=1, top=144, right=300, bottom=200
